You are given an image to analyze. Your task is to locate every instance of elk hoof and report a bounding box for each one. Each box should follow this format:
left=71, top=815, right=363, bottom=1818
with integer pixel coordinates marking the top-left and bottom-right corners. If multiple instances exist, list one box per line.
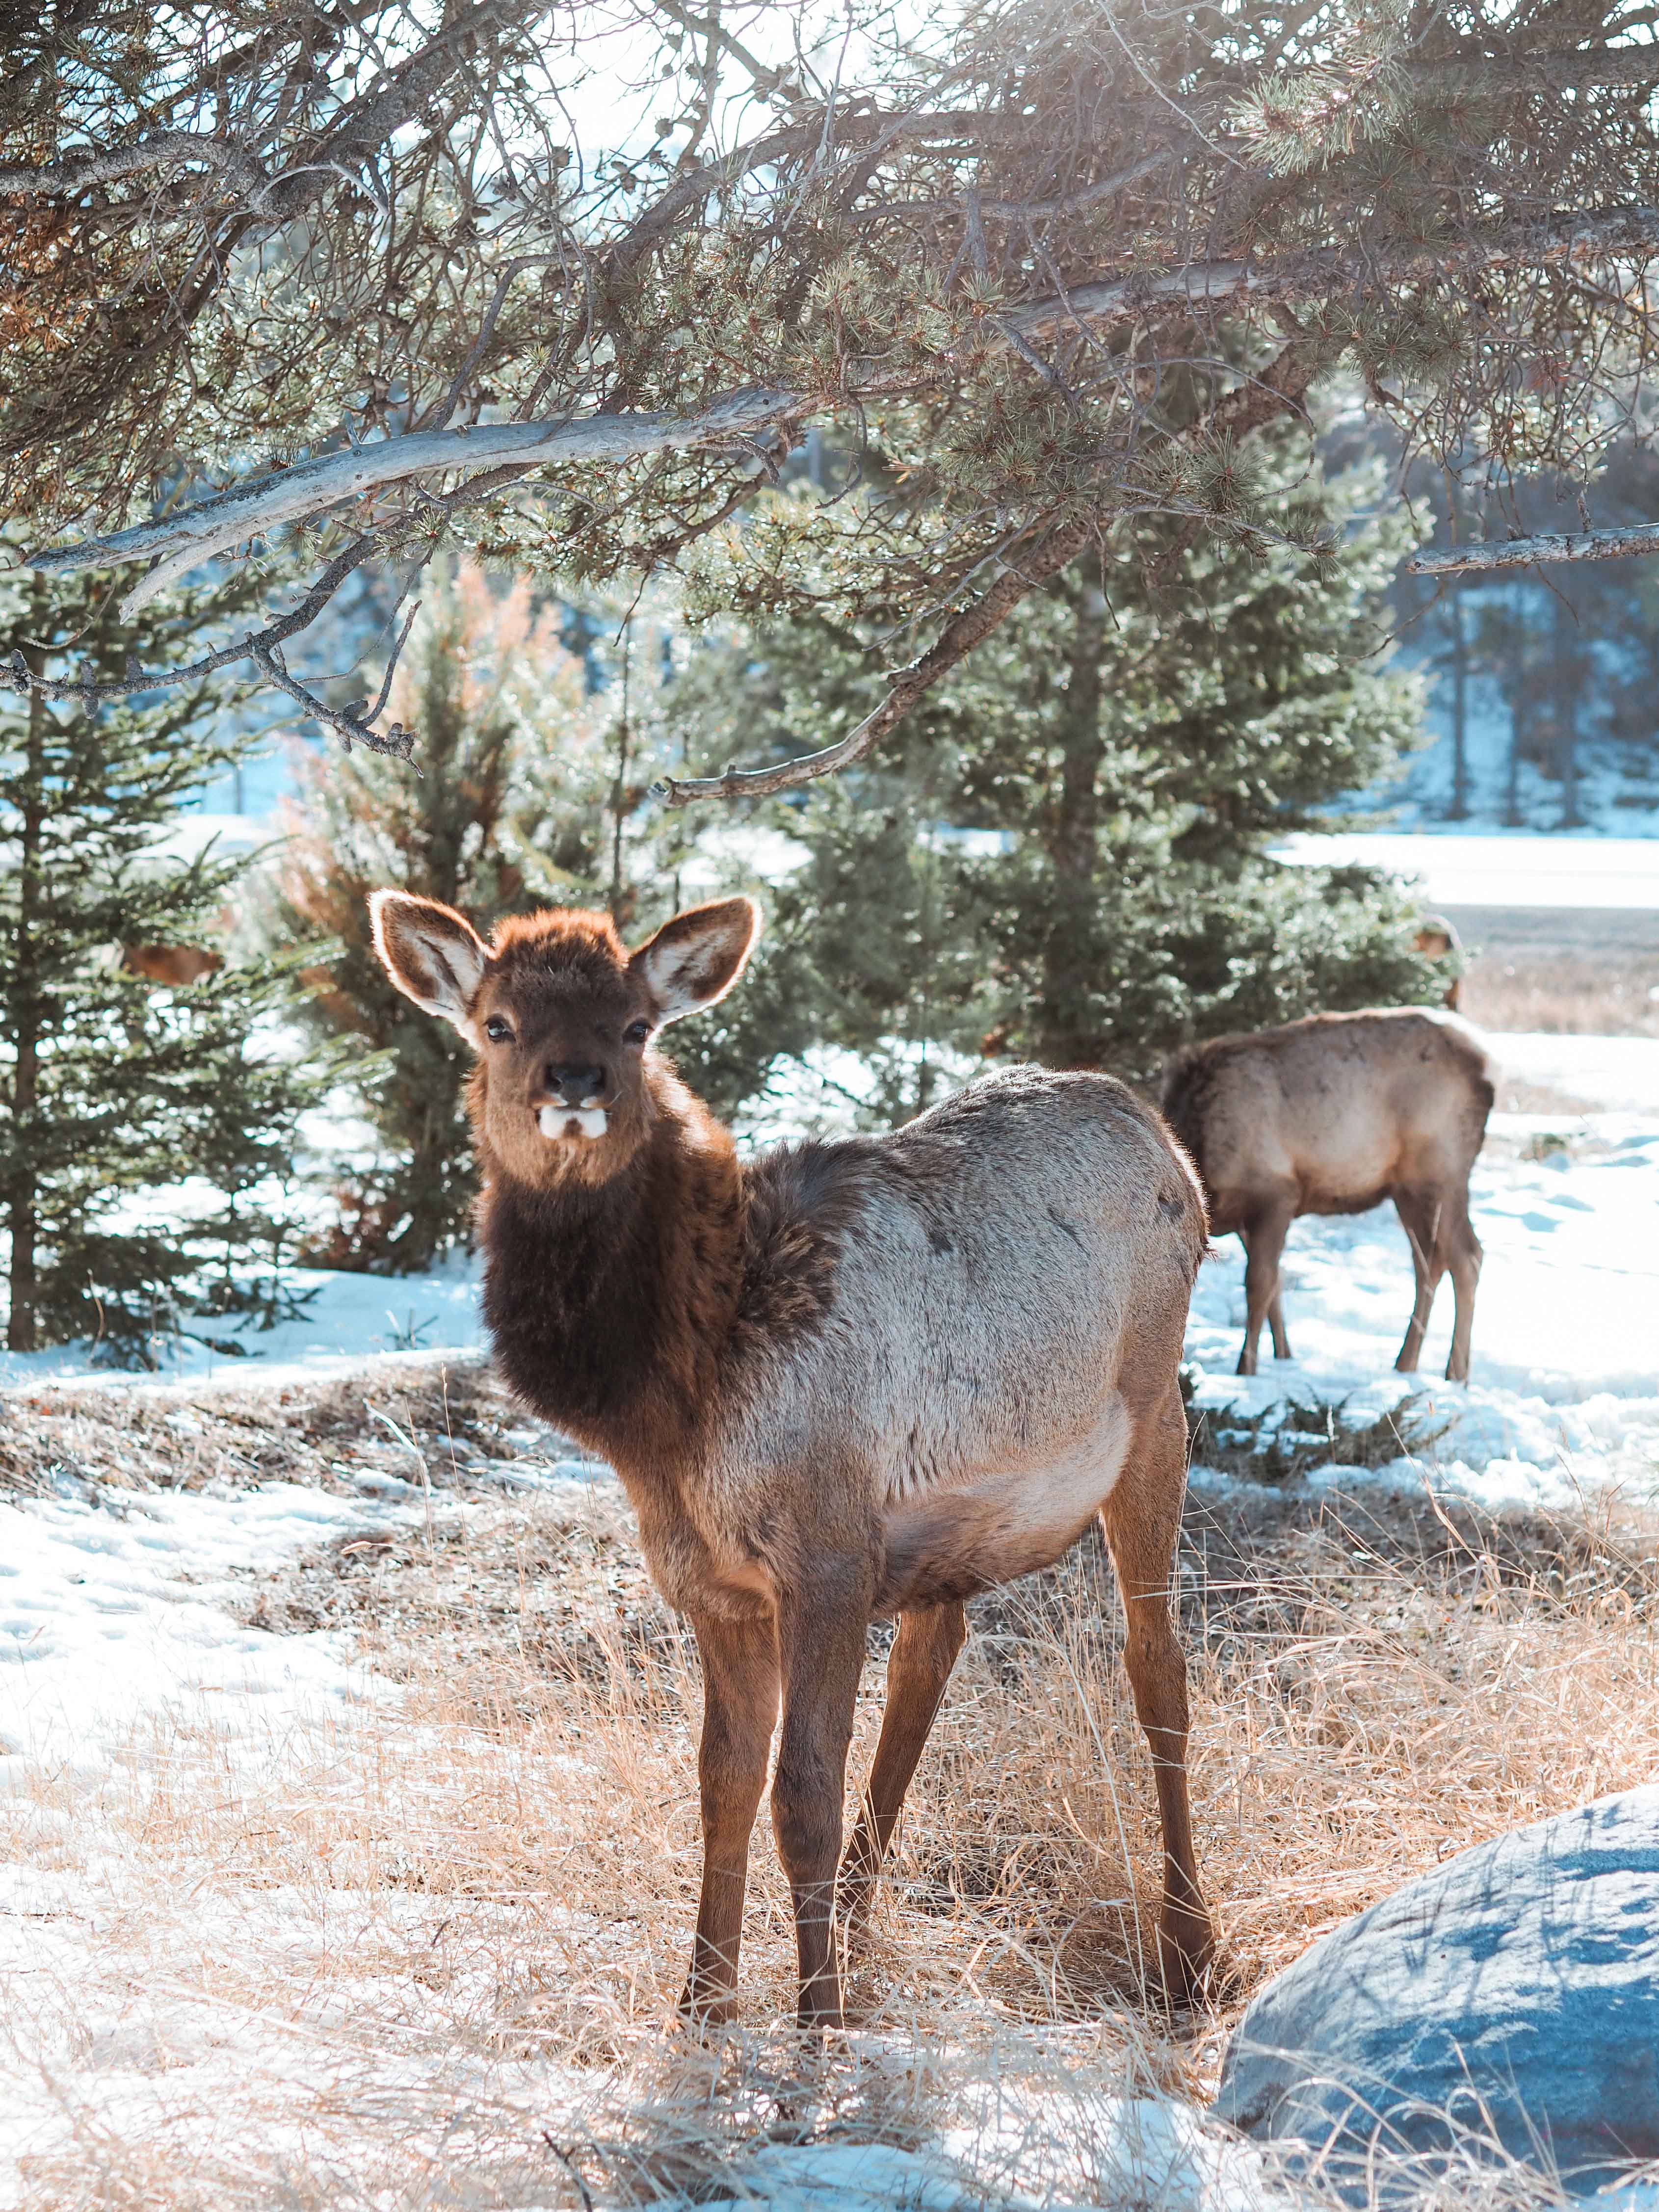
left=1157, top=1908, right=1217, bottom=2008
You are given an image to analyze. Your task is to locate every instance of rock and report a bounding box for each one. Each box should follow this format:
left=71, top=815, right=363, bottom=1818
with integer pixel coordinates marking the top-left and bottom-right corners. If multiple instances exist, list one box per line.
left=1214, top=1788, right=1659, bottom=2195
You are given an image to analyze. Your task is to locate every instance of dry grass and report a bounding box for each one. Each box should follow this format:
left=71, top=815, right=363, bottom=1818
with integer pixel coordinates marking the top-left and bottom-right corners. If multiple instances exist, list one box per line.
left=1459, top=948, right=1659, bottom=1039
left=6, top=1390, right=1659, bottom=2210
left=0, top=1355, right=537, bottom=1501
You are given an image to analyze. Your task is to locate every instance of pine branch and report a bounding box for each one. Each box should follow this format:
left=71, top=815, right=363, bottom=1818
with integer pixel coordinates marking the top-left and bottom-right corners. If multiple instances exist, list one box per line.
left=34, top=200, right=1659, bottom=610
left=657, top=319, right=1330, bottom=807
left=654, top=516, right=1094, bottom=805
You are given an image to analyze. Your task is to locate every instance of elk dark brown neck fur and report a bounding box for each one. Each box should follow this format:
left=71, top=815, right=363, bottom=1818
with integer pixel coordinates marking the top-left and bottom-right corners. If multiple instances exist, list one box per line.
left=475, top=1064, right=747, bottom=1474
left=369, top=884, right=1215, bottom=2031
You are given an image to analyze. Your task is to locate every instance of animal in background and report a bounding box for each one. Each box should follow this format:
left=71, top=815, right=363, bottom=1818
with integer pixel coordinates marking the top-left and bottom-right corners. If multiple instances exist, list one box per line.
left=118, top=943, right=223, bottom=986
left=370, top=888, right=1214, bottom=2029
left=1413, top=913, right=1465, bottom=1009
left=1162, top=1009, right=1497, bottom=1383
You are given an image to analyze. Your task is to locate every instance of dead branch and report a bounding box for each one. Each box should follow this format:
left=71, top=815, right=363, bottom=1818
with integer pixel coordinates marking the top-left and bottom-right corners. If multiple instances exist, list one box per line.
left=1409, top=524, right=1659, bottom=573
left=26, top=390, right=805, bottom=611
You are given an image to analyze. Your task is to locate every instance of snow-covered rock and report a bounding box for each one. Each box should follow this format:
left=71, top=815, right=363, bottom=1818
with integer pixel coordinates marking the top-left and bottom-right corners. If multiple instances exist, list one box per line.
left=1213, top=1788, right=1659, bottom=2194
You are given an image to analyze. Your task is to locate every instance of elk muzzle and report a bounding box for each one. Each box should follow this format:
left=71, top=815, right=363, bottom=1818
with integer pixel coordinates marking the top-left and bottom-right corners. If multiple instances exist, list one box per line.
left=535, top=1062, right=611, bottom=1141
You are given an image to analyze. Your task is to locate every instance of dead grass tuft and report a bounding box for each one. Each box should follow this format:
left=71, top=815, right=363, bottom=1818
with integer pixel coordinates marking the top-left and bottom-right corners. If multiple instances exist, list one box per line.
left=0, top=1357, right=554, bottom=1501
left=7, top=1388, right=1659, bottom=2210
left=1181, top=1379, right=1452, bottom=1486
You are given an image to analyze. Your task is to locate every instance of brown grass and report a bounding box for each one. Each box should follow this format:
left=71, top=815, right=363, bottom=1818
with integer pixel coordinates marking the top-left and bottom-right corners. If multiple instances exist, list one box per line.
left=0, top=1355, right=527, bottom=1500
left=1459, top=948, right=1659, bottom=1039
left=5, top=1386, right=1659, bottom=2210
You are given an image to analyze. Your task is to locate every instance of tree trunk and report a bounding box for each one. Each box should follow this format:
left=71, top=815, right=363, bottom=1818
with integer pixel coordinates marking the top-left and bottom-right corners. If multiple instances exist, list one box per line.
left=1555, top=592, right=1583, bottom=828
left=1448, top=593, right=1470, bottom=820
left=1037, top=553, right=1108, bottom=1064
left=6, top=666, right=46, bottom=1351
left=609, top=615, right=632, bottom=927
left=1504, top=645, right=1527, bottom=828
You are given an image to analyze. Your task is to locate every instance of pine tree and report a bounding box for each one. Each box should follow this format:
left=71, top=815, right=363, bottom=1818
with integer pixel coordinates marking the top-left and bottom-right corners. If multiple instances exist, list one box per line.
left=674, top=456, right=1443, bottom=1124
left=0, top=567, right=327, bottom=1363
left=271, top=563, right=707, bottom=1270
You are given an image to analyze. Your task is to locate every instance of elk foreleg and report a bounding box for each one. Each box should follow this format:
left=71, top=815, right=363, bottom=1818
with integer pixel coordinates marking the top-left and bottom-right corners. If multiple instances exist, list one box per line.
left=680, top=1610, right=779, bottom=2030
left=1238, top=1201, right=1293, bottom=1376
left=838, top=1600, right=968, bottom=1937
left=772, top=1563, right=873, bottom=2029
left=1101, top=1388, right=1214, bottom=2004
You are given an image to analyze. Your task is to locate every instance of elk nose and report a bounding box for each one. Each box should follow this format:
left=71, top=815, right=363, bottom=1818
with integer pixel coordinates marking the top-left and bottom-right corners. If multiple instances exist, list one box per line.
left=546, top=1061, right=607, bottom=1105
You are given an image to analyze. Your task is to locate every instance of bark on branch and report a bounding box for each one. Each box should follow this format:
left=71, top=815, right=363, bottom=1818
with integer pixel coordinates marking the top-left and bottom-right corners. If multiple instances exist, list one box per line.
left=27, top=390, right=804, bottom=613
left=1409, top=523, right=1659, bottom=573
left=1009, top=204, right=1659, bottom=347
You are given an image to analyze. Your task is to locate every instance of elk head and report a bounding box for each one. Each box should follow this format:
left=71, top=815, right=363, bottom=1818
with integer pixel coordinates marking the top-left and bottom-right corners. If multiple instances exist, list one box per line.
left=368, top=892, right=761, bottom=1185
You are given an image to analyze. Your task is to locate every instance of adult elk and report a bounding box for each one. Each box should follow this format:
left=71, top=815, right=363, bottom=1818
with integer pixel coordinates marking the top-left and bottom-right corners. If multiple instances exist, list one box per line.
left=370, top=889, right=1214, bottom=2028
left=1162, top=1010, right=1497, bottom=1383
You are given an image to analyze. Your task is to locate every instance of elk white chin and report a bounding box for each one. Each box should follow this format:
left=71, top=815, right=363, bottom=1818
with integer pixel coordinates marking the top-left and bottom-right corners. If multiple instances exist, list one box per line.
left=538, top=1104, right=608, bottom=1141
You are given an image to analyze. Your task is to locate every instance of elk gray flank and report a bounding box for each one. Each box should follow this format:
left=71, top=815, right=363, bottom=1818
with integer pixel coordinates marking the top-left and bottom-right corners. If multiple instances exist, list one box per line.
left=369, top=887, right=1215, bottom=2029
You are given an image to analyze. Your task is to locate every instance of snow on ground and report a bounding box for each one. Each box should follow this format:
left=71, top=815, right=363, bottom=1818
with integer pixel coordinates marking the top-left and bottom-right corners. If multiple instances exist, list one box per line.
left=0, top=1480, right=396, bottom=1782
left=1355, top=663, right=1659, bottom=837
left=1185, top=1112, right=1659, bottom=1513
left=1, top=1132, right=1656, bottom=2209
left=1271, top=831, right=1659, bottom=906
left=0, top=1248, right=487, bottom=1390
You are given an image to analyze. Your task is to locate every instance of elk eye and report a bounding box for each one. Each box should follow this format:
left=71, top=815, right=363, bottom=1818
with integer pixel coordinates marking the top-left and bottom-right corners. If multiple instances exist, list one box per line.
left=623, top=1018, right=652, bottom=1047
left=484, top=1016, right=513, bottom=1044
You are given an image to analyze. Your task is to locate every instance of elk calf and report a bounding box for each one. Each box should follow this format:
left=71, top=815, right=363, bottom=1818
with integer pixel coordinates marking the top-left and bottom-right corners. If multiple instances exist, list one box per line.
left=371, top=890, right=1214, bottom=2028
left=1162, top=1009, right=1497, bottom=1383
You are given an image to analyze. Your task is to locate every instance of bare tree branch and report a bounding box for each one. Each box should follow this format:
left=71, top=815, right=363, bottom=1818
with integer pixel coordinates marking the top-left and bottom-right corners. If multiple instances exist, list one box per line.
left=1010, top=205, right=1659, bottom=346
left=1409, top=523, right=1659, bottom=572
left=857, top=150, right=1177, bottom=227
left=0, top=132, right=278, bottom=208
left=25, top=389, right=804, bottom=610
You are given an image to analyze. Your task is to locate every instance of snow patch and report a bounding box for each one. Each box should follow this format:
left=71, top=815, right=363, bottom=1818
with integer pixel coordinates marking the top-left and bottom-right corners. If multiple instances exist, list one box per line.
left=0, top=1480, right=402, bottom=1778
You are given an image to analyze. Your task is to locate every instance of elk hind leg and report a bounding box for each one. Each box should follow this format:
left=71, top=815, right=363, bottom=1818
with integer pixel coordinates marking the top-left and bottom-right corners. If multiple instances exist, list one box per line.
left=1266, top=1282, right=1292, bottom=1362
left=1393, top=1187, right=1446, bottom=1374
left=838, top=1600, right=968, bottom=1937
left=1101, top=1389, right=1214, bottom=2002
left=680, top=1610, right=779, bottom=2030
left=1445, top=1198, right=1483, bottom=1383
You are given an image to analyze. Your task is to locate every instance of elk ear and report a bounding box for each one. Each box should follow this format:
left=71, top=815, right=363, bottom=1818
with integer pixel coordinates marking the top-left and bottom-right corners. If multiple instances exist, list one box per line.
left=630, top=896, right=761, bottom=1024
left=369, top=890, right=489, bottom=1035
